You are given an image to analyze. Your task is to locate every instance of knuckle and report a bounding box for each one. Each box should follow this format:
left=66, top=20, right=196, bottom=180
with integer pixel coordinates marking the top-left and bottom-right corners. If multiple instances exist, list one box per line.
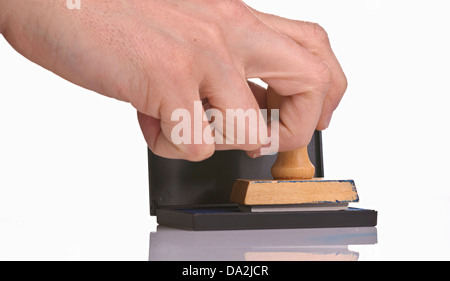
left=195, top=22, right=227, bottom=52
left=211, top=0, right=258, bottom=27
left=171, top=50, right=197, bottom=75
left=338, top=72, right=349, bottom=95
left=310, top=22, right=330, bottom=45
left=312, top=61, right=333, bottom=94
left=214, top=0, right=247, bottom=16
left=298, top=21, right=331, bottom=46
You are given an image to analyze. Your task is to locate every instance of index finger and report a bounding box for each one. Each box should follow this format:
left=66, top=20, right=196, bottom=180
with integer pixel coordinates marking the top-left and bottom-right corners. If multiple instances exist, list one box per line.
left=239, top=24, right=332, bottom=152
left=246, top=7, right=348, bottom=130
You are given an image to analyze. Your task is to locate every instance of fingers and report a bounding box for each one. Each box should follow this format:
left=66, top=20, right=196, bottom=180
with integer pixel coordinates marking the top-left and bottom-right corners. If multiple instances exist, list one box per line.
left=138, top=83, right=267, bottom=159
left=137, top=89, right=215, bottom=162
left=137, top=4, right=348, bottom=160
left=137, top=72, right=268, bottom=160
left=239, top=22, right=332, bottom=151
left=200, top=68, right=268, bottom=152
left=246, top=6, right=348, bottom=130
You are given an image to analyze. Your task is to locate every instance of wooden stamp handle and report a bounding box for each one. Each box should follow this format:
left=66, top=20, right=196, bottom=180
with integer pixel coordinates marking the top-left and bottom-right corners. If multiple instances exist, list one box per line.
left=267, top=88, right=316, bottom=180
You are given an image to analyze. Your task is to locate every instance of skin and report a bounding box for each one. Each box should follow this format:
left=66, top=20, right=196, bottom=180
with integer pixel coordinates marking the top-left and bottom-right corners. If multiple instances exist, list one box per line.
left=0, top=0, right=347, bottom=162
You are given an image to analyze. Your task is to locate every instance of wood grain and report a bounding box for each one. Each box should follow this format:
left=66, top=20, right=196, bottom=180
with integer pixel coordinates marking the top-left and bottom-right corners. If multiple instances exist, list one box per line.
left=230, top=179, right=359, bottom=205
left=245, top=251, right=359, bottom=261
left=271, top=148, right=315, bottom=180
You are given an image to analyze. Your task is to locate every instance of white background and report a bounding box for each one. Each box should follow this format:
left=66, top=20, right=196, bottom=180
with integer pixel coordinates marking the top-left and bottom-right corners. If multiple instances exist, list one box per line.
left=1, top=0, right=450, bottom=260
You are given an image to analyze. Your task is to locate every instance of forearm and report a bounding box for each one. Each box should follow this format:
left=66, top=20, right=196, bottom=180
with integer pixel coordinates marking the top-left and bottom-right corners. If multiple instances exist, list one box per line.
left=0, top=0, right=12, bottom=34
left=0, top=0, right=75, bottom=72
left=0, top=1, right=62, bottom=36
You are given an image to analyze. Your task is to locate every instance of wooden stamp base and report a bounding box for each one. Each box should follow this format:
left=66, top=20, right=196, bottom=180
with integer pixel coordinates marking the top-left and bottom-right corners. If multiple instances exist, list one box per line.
left=230, top=179, right=360, bottom=206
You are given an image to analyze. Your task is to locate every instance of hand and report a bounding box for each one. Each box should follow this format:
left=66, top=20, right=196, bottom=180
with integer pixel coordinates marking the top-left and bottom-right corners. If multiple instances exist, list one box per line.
left=0, top=0, right=347, bottom=161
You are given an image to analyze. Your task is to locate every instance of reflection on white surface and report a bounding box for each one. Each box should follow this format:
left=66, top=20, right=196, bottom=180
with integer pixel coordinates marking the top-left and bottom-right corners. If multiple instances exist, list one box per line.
left=149, top=226, right=377, bottom=261
left=2, top=0, right=450, bottom=261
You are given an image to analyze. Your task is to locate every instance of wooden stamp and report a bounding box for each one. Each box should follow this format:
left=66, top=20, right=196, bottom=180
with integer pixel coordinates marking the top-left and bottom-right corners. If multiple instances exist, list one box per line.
left=230, top=88, right=360, bottom=212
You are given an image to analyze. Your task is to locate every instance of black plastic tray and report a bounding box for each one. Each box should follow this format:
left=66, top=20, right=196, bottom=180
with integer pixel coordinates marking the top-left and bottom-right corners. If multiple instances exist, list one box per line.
left=148, top=131, right=377, bottom=230
left=156, top=205, right=377, bottom=231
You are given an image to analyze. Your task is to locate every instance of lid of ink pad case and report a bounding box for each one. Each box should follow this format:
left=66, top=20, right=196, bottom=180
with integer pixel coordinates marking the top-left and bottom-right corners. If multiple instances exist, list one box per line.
left=148, top=131, right=324, bottom=216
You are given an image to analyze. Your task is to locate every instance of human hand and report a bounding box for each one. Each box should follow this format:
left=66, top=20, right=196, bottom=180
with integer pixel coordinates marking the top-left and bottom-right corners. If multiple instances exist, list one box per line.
left=0, top=0, right=347, bottom=161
